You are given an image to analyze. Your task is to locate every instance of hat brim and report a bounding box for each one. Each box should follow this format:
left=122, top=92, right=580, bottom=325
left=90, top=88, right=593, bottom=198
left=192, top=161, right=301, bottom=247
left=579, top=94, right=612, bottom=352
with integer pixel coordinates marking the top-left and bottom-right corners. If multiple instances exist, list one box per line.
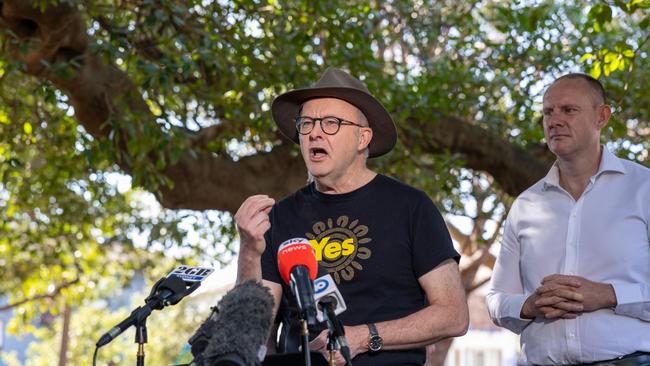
left=271, top=87, right=397, bottom=158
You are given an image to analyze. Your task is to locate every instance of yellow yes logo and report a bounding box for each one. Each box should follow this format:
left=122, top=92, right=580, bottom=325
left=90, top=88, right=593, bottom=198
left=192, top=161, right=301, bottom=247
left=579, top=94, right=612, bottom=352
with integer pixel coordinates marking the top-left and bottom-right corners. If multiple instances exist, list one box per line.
left=309, top=237, right=355, bottom=261
left=305, top=215, right=373, bottom=283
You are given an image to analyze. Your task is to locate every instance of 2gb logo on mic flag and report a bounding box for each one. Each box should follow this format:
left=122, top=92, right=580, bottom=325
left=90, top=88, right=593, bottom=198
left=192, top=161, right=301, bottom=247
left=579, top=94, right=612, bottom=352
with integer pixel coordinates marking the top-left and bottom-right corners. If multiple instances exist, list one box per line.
left=167, top=265, right=214, bottom=282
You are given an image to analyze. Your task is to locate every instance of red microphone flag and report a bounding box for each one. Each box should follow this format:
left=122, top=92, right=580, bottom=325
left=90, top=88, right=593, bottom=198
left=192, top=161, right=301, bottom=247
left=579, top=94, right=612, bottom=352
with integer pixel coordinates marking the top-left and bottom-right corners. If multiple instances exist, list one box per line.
left=277, top=238, right=318, bottom=284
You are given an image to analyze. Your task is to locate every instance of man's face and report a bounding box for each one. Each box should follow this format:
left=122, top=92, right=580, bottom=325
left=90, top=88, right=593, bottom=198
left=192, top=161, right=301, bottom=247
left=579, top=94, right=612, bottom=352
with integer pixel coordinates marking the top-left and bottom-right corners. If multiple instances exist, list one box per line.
left=298, top=98, right=371, bottom=180
left=542, top=78, right=609, bottom=159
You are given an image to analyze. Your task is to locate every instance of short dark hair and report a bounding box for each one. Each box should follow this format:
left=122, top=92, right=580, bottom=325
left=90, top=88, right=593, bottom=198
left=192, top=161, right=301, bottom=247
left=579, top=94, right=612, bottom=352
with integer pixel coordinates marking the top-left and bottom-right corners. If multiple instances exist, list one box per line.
left=551, top=73, right=607, bottom=105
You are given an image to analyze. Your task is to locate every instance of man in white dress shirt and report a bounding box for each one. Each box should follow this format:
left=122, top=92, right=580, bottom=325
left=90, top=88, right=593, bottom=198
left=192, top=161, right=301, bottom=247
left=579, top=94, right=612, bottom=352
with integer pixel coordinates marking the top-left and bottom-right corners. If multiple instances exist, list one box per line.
left=486, top=73, right=650, bottom=365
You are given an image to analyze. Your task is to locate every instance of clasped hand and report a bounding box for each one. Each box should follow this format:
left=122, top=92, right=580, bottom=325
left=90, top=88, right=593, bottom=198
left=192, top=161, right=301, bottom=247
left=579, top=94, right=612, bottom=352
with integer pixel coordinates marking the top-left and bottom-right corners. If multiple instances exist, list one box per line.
left=521, top=274, right=616, bottom=320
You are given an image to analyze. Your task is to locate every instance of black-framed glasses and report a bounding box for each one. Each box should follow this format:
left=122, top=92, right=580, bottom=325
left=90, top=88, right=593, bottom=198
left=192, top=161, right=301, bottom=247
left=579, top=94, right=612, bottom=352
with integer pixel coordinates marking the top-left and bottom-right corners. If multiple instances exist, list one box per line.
left=295, top=116, right=366, bottom=135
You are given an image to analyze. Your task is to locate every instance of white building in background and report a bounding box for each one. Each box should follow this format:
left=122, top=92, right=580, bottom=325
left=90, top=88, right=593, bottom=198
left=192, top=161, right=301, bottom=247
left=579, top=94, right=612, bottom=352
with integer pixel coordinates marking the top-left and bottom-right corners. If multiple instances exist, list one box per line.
left=444, top=291, right=520, bottom=366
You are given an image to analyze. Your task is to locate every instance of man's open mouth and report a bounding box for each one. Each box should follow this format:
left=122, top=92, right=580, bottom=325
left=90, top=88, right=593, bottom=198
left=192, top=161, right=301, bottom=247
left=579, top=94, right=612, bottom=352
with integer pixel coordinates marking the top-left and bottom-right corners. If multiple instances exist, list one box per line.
left=310, top=147, right=328, bottom=158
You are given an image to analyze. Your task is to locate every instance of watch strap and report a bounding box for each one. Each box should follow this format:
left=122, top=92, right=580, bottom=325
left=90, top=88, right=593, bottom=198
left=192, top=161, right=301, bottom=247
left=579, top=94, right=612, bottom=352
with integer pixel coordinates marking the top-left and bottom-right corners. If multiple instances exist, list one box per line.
left=367, top=323, right=382, bottom=352
left=368, top=323, right=378, bottom=337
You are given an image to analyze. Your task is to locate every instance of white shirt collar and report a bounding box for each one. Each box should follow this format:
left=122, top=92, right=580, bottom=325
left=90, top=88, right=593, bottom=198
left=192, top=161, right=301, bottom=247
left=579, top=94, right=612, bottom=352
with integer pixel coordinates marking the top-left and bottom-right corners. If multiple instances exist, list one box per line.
left=542, top=147, right=626, bottom=191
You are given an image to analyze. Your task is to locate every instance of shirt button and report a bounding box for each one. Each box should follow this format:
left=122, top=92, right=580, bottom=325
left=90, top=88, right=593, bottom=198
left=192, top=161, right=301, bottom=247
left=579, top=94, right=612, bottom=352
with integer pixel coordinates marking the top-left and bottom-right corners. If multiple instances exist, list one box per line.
left=568, top=333, right=575, bottom=338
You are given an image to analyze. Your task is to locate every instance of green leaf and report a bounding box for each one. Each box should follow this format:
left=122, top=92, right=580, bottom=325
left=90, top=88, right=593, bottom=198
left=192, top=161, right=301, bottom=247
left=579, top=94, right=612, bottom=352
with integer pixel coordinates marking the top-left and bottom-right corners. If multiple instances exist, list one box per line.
left=622, top=49, right=635, bottom=58
left=23, top=122, right=32, bottom=134
left=590, top=61, right=602, bottom=79
left=640, top=14, right=650, bottom=29
left=600, top=5, right=613, bottom=23
left=170, top=146, right=183, bottom=165
left=579, top=53, right=594, bottom=63
left=0, top=111, right=9, bottom=125
left=609, top=55, right=620, bottom=72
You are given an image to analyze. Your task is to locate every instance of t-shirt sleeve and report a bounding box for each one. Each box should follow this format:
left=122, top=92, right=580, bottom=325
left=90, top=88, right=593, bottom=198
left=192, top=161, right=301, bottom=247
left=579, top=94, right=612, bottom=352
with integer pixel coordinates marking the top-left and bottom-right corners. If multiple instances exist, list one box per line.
left=260, top=208, right=283, bottom=285
left=411, top=192, right=460, bottom=278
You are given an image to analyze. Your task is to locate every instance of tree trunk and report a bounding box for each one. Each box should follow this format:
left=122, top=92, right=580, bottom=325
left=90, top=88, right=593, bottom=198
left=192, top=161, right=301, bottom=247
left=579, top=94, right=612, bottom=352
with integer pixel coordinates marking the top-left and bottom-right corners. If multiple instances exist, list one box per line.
left=58, top=303, right=72, bottom=366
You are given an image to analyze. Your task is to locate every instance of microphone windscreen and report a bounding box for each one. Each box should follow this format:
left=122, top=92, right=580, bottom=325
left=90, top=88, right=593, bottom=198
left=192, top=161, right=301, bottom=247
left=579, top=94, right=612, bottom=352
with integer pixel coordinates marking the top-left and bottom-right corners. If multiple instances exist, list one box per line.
left=188, top=306, right=219, bottom=357
left=277, top=238, right=318, bottom=284
left=199, top=280, right=274, bottom=366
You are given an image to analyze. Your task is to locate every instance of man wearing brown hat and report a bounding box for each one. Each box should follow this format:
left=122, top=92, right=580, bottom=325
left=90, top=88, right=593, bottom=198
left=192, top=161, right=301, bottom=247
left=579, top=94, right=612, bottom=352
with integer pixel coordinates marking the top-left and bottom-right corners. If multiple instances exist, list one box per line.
left=235, top=68, right=468, bottom=365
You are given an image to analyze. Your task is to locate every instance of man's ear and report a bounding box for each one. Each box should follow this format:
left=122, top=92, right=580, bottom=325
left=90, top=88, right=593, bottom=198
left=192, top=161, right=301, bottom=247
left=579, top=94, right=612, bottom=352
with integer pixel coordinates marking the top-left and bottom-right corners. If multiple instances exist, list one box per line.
left=358, top=127, right=373, bottom=151
left=596, top=104, right=612, bottom=130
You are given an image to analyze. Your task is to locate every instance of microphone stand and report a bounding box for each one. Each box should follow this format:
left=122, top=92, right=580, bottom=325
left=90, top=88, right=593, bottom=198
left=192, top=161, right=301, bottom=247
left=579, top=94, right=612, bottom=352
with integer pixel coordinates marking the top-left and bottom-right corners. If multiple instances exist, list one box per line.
left=300, top=319, right=311, bottom=366
left=289, top=266, right=317, bottom=366
left=135, top=276, right=166, bottom=366
left=95, top=276, right=202, bottom=366
left=136, top=315, right=148, bottom=366
left=320, top=299, right=353, bottom=366
left=326, top=326, right=338, bottom=366
left=134, top=277, right=201, bottom=366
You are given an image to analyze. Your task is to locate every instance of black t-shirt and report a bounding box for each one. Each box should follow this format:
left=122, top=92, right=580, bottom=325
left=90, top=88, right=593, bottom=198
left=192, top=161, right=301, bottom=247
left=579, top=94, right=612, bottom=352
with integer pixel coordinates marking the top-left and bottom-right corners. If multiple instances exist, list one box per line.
left=261, top=174, right=459, bottom=366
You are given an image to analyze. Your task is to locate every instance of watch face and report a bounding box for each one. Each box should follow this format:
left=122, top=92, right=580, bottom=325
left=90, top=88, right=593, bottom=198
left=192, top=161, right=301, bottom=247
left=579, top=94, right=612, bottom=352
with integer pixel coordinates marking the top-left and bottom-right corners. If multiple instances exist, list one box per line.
left=369, top=335, right=383, bottom=352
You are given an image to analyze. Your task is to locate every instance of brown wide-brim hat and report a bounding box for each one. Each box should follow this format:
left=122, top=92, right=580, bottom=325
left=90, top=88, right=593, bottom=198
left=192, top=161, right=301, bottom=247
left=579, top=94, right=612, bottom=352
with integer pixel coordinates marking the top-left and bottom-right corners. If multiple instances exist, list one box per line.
left=271, top=68, right=397, bottom=158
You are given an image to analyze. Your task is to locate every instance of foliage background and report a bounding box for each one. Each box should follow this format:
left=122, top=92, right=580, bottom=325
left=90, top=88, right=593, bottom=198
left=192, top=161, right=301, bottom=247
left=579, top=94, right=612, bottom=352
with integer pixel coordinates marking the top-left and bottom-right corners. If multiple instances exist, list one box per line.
left=0, top=0, right=648, bottom=364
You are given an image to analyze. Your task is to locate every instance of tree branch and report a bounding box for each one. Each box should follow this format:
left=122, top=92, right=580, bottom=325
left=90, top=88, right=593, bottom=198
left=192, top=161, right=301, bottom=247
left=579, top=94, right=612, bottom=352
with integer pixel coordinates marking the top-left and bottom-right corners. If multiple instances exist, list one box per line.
left=466, top=276, right=491, bottom=293
left=459, top=247, right=491, bottom=290
left=401, top=116, right=554, bottom=196
left=0, top=278, right=80, bottom=312
left=445, top=219, right=470, bottom=246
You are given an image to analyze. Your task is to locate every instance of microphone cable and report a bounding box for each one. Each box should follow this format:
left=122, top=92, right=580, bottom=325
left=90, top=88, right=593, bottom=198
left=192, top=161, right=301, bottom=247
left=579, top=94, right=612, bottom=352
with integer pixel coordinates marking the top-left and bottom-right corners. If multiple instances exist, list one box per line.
left=92, top=346, right=99, bottom=366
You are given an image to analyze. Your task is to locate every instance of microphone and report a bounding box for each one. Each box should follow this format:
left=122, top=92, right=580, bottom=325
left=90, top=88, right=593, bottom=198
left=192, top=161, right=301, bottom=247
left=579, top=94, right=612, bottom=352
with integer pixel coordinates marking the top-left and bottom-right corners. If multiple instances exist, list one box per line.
left=277, top=238, right=318, bottom=326
left=96, top=265, right=213, bottom=348
left=314, top=274, right=352, bottom=365
left=313, top=274, right=347, bottom=323
left=189, top=280, right=274, bottom=366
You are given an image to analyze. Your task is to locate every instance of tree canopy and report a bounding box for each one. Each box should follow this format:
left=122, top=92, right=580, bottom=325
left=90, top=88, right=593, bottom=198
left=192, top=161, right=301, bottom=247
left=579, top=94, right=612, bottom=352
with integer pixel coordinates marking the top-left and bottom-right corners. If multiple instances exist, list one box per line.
left=1, top=0, right=648, bottom=364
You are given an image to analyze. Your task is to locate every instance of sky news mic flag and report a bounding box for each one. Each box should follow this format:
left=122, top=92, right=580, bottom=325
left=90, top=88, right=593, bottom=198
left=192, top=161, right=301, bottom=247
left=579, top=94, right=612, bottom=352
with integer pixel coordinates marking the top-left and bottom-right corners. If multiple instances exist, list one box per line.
left=277, top=238, right=319, bottom=326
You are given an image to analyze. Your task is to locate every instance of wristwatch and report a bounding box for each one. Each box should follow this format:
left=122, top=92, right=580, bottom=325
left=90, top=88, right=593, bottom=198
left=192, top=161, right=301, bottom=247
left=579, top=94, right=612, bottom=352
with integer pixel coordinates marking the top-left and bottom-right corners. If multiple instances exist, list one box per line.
left=367, top=323, right=383, bottom=352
